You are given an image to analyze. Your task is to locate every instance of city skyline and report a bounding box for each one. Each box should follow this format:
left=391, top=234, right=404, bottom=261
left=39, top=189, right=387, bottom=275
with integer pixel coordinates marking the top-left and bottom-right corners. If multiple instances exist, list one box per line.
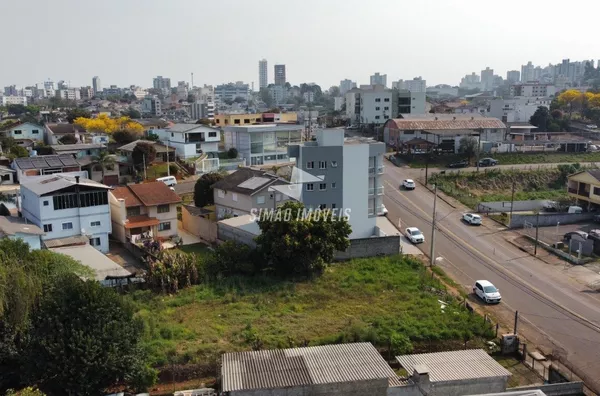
left=2, top=0, right=600, bottom=90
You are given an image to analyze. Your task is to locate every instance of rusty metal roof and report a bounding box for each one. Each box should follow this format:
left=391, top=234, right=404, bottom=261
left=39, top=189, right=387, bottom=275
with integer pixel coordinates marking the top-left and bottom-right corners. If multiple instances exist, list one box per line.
left=221, top=342, right=402, bottom=392
left=385, top=118, right=506, bottom=130
left=396, top=349, right=511, bottom=382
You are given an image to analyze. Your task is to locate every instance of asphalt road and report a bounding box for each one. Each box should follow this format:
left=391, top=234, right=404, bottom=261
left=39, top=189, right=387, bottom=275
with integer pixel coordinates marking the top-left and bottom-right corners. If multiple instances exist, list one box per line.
left=383, top=159, right=600, bottom=392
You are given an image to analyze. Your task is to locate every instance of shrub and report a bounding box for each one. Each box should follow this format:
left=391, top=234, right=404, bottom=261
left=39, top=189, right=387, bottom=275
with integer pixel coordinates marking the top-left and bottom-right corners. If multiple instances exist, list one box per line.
left=168, top=163, right=179, bottom=176
left=227, top=147, right=238, bottom=159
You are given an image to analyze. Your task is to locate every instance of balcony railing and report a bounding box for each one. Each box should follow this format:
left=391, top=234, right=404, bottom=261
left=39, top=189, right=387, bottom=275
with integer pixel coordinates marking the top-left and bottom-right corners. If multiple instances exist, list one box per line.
left=368, top=205, right=386, bottom=216
left=368, top=186, right=384, bottom=196
left=568, top=188, right=589, bottom=198
left=377, top=165, right=384, bottom=174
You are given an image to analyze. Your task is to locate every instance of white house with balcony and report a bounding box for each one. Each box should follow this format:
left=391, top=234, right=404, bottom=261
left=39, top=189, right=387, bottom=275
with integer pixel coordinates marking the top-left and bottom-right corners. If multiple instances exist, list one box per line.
left=19, top=174, right=112, bottom=253
left=153, top=123, right=220, bottom=159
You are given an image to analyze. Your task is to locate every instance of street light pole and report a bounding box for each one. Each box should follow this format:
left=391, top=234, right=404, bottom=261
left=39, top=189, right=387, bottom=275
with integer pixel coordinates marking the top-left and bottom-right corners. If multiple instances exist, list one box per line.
left=430, top=184, right=438, bottom=267
left=166, top=139, right=170, bottom=176
left=476, top=129, right=482, bottom=172
left=534, top=211, right=540, bottom=255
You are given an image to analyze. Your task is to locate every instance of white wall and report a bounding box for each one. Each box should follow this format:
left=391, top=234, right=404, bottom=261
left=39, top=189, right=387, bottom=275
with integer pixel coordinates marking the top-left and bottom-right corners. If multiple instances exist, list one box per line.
left=109, top=195, right=127, bottom=243
left=8, top=233, right=42, bottom=250
left=147, top=204, right=179, bottom=238
left=342, top=144, right=374, bottom=238
left=8, top=123, right=43, bottom=141
left=360, top=90, right=393, bottom=124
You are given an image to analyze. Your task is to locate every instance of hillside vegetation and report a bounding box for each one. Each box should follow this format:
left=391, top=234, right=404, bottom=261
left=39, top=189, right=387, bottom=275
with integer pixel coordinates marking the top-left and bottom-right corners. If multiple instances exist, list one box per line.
left=429, top=165, right=580, bottom=208
left=399, top=152, right=600, bottom=168
left=131, top=256, right=494, bottom=376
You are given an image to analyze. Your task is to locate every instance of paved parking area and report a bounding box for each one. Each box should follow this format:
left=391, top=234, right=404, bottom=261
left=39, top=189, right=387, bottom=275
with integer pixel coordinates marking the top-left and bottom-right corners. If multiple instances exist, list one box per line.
left=535, top=221, right=598, bottom=245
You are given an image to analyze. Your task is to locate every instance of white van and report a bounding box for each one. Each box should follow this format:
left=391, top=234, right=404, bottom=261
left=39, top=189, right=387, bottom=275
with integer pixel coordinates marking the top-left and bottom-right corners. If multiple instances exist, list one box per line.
left=156, top=176, right=177, bottom=187
left=568, top=206, right=583, bottom=214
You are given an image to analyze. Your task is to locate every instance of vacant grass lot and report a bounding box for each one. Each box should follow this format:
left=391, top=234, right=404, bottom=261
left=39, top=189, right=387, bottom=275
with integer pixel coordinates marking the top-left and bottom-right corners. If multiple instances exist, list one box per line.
left=130, top=256, right=494, bottom=373
left=398, top=152, right=600, bottom=168
left=429, top=168, right=569, bottom=208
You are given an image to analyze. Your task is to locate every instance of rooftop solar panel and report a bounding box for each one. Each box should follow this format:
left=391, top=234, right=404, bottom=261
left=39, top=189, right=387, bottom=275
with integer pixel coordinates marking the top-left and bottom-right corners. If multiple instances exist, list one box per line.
left=46, top=157, right=63, bottom=167
left=237, top=177, right=271, bottom=190
left=60, top=156, right=78, bottom=166
left=16, top=159, right=34, bottom=170
left=31, top=158, right=49, bottom=169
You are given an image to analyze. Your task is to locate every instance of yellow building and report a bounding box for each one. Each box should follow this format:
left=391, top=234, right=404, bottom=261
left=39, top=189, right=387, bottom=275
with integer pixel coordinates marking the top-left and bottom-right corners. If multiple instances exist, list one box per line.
left=213, top=112, right=297, bottom=126
left=567, top=170, right=600, bottom=208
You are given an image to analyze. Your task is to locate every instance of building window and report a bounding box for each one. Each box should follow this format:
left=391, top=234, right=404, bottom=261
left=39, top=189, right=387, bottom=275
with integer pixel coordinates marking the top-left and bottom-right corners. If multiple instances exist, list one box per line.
left=32, top=129, right=39, bottom=134
left=13, top=130, right=22, bottom=135
left=244, top=119, right=250, bottom=124
left=384, top=106, right=389, bottom=110
left=375, top=107, right=380, bottom=111
left=171, top=132, right=174, bottom=137
left=319, top=183, right=327, bottom=191
left=234, top=119, right=241, bottom=124
left=90, top=237, right=101, bottom=247
left=375, top=98, right=381, bottom=102
left=375, top=116, right=380, bottom=119
left=127, top=206, right=141, bottom=217
left=319, top=161, right=327, bottom=169
left=43, top=200, right=49, bottom=206
left=594, top=187, right=600, bottom=196
left=62, top=222, right=73, bottom=230
left=90, top=221, right=101, bottom=227
left=53, top=191, right=108, bottom=210
left=276, top=193, right=282, bottom=201
left=257, top=195, right=265, bottom=204
left=157, top=204, right=170, bottom=213
left=332, top=203, right=337, bottom=209
left=331, top=161, right=338, bottom=167
left=218, top=189, right=225, bottom=198
left=332, top=182, right=336, bottom=189
left=43, top=224, right=53, bottom=233
left=306, top=183, right=314, bottom=191
left=384, top=98, right=390, bottom=102
left=208, top=131, right=217, bottom=137
left=319, top=204, right=326, bottom=209
left=232, top=193, right=238, bottom=202
left=158, top=222, right=171, bottom=231
left=306, top=161, right=314, bottom=169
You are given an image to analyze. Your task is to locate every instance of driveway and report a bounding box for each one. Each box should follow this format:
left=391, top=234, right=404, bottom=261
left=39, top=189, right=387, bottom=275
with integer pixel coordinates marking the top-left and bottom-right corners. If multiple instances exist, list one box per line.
left=383, top=158, right=600, bottom=392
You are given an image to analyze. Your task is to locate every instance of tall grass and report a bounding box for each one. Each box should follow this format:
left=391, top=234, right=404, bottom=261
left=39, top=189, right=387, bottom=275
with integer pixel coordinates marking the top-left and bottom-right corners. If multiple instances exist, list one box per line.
left=400, top=152, right=600, bottom=168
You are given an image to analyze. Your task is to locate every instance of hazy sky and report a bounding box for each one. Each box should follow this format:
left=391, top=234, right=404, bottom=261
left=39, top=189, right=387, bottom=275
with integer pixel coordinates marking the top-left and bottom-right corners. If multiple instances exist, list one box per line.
left=2, top=0, right=599, bottom=90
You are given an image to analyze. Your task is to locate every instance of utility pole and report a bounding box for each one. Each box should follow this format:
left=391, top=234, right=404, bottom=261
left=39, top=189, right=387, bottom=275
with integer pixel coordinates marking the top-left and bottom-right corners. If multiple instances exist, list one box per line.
left=166, top=139, right=170, bottom=176
left=425, top=155, right=429, bottom=185
left=142, top=154, right=147, bottom=181
left=509, top=181, right=516, bottom=221
left=430, top=184, right=438, bottom=267
left=534, top=211, right=540, bottom=255
left=513, top=310, right=519, bottom=335
left=476, top=129, right=482, bottom=172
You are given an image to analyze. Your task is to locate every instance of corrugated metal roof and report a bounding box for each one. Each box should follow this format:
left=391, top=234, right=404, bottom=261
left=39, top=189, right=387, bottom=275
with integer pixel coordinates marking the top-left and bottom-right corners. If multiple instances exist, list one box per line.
left=385, top=118, right=506, bottom=130
left=222, top=342, right=402, bottom=392
left=21, top=174, right=110, bottom=196
left=395, top=349, right=511, bottom=383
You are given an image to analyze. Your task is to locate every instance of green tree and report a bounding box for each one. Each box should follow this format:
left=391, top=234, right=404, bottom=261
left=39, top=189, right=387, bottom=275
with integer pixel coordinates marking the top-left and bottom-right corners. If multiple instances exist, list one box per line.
left=6, top=387, right=46, bottom=396
left=24, top=275, right=156, bottom=395
left=194, top=172, right=225, bottom=207
left=132, top=142, right=156, bottom=167
left=10, top=145, right=29, bottom=158
left=65, top=108, right=91, bottom=123
left=122, top=107, right=141, bottom=119
left=458, top=136, right=478, bottom=163
left=24, top=105, right=40, bottom=116
left=205, top=241, right=256, bottom=278
left=6, top=104, right=27, bottom=116
left=260, top=88, right=274, bottom=107
left=113, top=129, right=139, bottom=144
left=146, top=132, right=159, bottom=141
left=255, top=201, right=351, bottom=276
left=187, top=93, right=196, bottom=103
left=145, top=250, right=200, bottom=293
left=58, top=134, right=78, bottom=145
left=227, top=147, right=238, bottom=159
left=551, top=109, right=564, bottom=120
left=529, top=106, right=550, bottom=131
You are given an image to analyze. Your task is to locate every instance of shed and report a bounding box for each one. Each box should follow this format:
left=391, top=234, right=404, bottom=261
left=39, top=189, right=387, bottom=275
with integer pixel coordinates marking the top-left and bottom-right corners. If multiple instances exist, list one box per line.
left=396, top=349, right=511, bottom=396
left=222, top=342, right=403, bottom=396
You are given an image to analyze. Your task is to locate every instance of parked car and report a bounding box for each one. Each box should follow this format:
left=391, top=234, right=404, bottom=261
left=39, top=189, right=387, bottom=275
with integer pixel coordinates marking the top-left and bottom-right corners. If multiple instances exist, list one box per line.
left=463, top=213, right=482, bottom=225
left=568, top=205, right=583, bottom=214
left=379, top=204, right=388, bottom=216
left=405, top=227, right=425, bottom=244
left=478, top=158, right=498, bottom=167
left=473, top=280, right=502, bottom=304
left=563, top=231, right=589, bottom=241
left=587, top=124, right=598, bottom=129
left=156, top=175, right=177, bottom=186
left=448, top=160, right=469, bottom=168
left=542, top=200, right=559, bottom=212
left=402, top=179, right=416, bottom=190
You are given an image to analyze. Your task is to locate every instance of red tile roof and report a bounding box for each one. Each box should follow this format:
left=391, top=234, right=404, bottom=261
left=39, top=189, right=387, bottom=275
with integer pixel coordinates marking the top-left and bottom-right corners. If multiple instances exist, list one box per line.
left=384, top=118, right=506, bottom=130
left=124, top=215, right=159, bottom=229
left=127, top=181, right=182, bottom=206
left=111, top=186, right=143, bottom=207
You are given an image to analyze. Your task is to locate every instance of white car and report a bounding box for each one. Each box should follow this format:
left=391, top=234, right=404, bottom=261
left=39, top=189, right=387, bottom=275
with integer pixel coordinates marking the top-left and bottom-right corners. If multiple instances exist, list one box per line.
left=587, top=124, right=597, bottom=129
left=473, top=280, right=501, bottom=304
left=405, top=227, right=425, bottom=244
left=379, top=204, right=388, bottom=216
left=402, top=179, right=416, bottom=190
left=463, top=213, right=482, bottom=225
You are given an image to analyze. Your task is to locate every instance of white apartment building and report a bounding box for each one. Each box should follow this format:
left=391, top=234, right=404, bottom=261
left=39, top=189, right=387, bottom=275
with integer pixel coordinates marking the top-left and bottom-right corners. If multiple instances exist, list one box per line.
left=506, top=70, right=521, bottom=84
left=393, top=77, right=427, bottom=93
left=345, top=85, right=393, bottom=125
left=141, top=95, right=162, bottom=116
left=215, top=82, right=251, bottom=103
left=20, top=174, right=112, bottom=253
left=370, top=73, right=387, bottom=87
left=56, top=88, right=81, bottom=101
left=488, top=97, right=552, bottom=123
left=269, top=85, right=288, bottom=104
left=334, top=97, right=345, bottom=111
left=459, top=73, right=481, bottom=90
left=339, top=79, right=357, bottom=95
left=259, top=59, right=268, bottom=89
left=190, top=101, right=215, bottom=120
left=92, top=76, right=102, bottom=95
left=481, top=67, right=494, bottom=91
left=303, top=91, right=315, bottom=103
left=509, top=83, right=557, bottom=98
left=0, top=96, right=28, bottom=106
left=287, top=129, right=386, bottom=239
left=154, top=123, right=220, bottom=159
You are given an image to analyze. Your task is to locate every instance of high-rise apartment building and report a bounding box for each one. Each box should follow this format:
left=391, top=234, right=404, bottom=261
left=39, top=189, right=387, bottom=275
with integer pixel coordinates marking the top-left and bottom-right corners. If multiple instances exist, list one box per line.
left=274, top=64, right=286, bottom=86
left=481, top=67, right=494, bottom=91
left=370, top=73, right=387, bottom=87
left=392, top=77, right=426, bottom=93
left=153, top=76, right=171, bottom=93
left=521, top=61, right=535, bottom=82
left=141, top=95, right=162, bottom=116
left=80, top=86, right=94, bottom=100
left=339, top=79, right=357, bottom=95
left=92, top=76, right=102, bottom=95
left=259, top=59, right=268, bottom=89
left=506, top=70, right=521, bottom=84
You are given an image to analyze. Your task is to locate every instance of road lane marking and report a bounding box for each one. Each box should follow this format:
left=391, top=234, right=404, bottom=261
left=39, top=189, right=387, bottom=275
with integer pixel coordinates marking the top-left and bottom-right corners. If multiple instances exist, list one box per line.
left=383, top=179, right=600, bottom=333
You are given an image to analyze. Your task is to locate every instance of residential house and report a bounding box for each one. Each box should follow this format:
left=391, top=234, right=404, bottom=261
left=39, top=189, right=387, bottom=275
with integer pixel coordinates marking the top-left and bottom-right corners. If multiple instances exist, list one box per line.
left=223, top=124, right=303, bottom=166
left=12, top=154, right=83, bottom=183
left=488, top=98, right=552, bottom=124
left=115, top=140, right=176, bottom=180
left=0, top=216, right=45, bottom=250
left=50, top=143, right=120, bottom=185
left=0, top=121, right=44, bottom=143
left=288, top=129, right=385, bottom=239
left=212, top=167, right=291, bottom=219
left=19, top=174, right=112, bottom=253
left=153, top=123, right=220, bottom=159
left=110, top=181, right=181, bottom=244
left=138, top=119, right=169, bottom=135
left=0, top=165, right=16, bottom=185
left=567, top=170, right=600, bottom=210
left=44, top=123, right=109, bottom=145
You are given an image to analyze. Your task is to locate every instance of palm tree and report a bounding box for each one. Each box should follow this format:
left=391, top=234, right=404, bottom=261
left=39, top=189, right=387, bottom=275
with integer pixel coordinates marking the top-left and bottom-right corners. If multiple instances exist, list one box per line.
left=92, top=151, right=116, bottom=183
